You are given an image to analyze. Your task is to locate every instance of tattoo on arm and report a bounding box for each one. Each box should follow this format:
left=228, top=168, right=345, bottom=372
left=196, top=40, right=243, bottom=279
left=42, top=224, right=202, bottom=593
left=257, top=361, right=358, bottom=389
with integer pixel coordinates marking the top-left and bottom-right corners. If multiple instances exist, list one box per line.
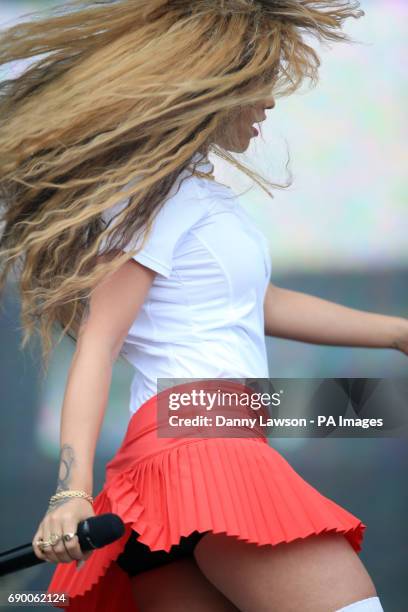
left=45, top=444, right=76, bottom=513
left=56, top=444, right=76, bottom=493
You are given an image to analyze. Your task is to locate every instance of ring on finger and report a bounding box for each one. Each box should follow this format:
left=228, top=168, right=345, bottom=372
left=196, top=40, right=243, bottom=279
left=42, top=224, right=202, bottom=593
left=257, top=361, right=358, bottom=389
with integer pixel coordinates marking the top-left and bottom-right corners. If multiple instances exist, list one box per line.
left=49, top=533, right=62, bottom=546
left=62, top=532, right=77, bottom=543
left=62, top=538, right=77, bottom=561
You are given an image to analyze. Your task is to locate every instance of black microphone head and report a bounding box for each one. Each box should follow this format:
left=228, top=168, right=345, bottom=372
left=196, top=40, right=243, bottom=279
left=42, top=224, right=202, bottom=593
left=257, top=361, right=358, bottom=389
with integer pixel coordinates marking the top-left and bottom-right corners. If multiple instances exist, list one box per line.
left=77, top=513, right=125, bottom=552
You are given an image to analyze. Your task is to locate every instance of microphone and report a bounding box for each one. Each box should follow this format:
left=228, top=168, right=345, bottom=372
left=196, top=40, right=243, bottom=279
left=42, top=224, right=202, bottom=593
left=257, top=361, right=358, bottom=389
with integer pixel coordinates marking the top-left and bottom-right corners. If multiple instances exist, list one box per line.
left=0, top=513, right=125, bottom=577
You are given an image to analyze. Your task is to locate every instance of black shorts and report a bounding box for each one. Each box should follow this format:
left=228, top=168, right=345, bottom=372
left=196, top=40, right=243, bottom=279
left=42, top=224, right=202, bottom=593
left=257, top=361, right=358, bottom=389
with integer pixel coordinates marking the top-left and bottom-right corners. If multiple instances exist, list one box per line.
left=116, top=529, right=210, bottom=576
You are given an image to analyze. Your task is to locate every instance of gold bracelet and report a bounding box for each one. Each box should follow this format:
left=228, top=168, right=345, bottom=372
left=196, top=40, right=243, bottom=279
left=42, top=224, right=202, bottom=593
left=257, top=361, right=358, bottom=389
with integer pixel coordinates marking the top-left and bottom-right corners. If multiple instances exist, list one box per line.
left=49, top=490, right=94, bottom=505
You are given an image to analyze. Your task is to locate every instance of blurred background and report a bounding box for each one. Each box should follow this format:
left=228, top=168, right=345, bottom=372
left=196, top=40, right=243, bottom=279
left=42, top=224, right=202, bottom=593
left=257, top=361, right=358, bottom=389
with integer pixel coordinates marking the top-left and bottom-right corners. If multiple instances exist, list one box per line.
left=0, top=0, right=407, bottom=610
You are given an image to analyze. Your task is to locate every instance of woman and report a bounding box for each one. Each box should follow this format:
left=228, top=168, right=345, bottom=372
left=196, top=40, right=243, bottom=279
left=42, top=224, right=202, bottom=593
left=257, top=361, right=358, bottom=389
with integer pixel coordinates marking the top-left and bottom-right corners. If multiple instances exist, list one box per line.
left=0, top=1, right=406, bottom=610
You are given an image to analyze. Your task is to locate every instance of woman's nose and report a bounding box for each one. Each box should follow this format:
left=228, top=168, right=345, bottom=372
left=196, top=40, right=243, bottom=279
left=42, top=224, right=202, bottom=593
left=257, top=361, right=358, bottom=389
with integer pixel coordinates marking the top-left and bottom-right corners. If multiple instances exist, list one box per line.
left=264, top=97, right=276, bottom=110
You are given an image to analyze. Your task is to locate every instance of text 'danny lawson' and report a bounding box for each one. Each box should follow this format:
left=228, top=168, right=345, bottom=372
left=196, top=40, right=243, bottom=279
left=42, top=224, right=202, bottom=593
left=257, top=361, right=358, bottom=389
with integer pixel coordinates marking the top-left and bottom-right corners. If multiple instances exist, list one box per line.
left=155, top=378, right=408, bottom=438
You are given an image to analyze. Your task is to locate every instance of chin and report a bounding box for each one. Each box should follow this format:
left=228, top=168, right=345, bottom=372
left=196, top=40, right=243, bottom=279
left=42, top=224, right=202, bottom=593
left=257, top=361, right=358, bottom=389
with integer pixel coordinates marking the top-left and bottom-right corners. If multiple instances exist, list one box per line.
left=228, top=141, right=249, bottom=153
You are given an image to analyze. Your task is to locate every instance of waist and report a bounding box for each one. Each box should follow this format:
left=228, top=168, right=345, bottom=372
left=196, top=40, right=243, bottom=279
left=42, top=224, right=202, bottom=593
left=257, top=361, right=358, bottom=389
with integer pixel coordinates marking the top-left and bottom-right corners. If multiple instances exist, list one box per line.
left=105, top=380, right=269, bottom=482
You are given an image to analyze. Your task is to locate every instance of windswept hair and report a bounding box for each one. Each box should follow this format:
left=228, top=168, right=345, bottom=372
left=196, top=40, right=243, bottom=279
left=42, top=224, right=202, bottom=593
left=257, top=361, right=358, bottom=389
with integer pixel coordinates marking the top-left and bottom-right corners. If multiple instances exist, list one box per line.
left=0, top=0, right=364, bottom=376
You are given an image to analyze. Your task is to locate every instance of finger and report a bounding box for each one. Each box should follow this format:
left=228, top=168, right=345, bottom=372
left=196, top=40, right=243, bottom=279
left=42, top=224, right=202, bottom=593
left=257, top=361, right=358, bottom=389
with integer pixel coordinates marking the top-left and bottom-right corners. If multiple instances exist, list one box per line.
left=43, top=519, right=66, bottom=564
left=50, top=533, right=77, bottom=563
left=61, top=519, right=84, bottom=562
left=32, top=529, right=50, bottom=563
left=49, top=516, right=79, bottom=563
left=35, top=535, right=58, bottom=564
left=48, top=510, right=80, bottom=563
left=62, top=538, right=82, bottom=563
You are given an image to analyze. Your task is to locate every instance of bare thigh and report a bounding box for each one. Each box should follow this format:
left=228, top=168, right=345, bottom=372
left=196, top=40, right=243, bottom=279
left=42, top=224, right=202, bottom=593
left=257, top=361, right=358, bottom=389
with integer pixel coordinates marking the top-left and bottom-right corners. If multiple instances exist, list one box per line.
left=194, top=531, right=377, bottom=612
left=130, top=556, right=240, bottom=612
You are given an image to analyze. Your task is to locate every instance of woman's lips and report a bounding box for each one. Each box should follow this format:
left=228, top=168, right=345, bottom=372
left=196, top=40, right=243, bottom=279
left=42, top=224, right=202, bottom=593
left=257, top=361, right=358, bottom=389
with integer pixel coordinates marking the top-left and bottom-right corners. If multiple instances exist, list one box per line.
left=251, top=126, right=259, bottom=136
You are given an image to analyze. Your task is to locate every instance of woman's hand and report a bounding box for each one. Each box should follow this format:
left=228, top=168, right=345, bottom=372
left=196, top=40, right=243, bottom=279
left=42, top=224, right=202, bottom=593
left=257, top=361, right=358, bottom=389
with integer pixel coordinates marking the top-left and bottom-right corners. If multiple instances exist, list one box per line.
left=32, top=498, right=95, bottom=564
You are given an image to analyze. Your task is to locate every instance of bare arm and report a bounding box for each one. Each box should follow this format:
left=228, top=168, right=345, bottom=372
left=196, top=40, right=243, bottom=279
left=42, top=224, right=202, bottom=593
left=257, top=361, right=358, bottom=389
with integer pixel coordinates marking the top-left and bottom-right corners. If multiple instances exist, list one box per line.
left=263, top=282, right=408, bottom=352
left=53, top=256, right=157, bottom=507
left=55, top=349, right=113, bottom=501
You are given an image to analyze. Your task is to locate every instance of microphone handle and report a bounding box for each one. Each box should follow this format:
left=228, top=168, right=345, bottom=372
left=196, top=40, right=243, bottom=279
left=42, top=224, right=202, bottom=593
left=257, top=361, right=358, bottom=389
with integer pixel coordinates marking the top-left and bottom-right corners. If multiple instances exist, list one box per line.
left=0, top=517, right=94, bottom=576
left=0, top=548, right=45, bottom=575
left=0, top=513, right=125, bottom=577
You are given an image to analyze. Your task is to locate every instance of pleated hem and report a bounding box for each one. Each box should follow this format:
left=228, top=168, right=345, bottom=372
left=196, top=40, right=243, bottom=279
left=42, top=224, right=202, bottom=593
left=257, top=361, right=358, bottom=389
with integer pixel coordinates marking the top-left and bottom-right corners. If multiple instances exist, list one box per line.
left=47, top=437, right=366, bottom=612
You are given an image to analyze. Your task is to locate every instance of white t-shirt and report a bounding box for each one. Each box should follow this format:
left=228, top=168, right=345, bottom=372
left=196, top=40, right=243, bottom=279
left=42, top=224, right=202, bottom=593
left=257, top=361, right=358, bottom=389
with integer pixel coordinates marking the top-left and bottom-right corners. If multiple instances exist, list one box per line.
left=100, top=152, right=272, bottom=415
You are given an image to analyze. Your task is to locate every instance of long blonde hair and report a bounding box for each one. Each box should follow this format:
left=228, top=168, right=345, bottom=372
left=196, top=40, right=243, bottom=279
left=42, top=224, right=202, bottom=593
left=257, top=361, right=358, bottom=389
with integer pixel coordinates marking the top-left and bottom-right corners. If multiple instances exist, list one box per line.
left=0, top=0, right=364, bottom=376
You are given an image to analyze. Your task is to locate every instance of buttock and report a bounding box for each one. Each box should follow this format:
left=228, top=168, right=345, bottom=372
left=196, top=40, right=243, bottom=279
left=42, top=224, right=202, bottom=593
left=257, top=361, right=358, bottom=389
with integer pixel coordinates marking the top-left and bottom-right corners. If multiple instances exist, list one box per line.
left=116, top=529, right=211, bottom=576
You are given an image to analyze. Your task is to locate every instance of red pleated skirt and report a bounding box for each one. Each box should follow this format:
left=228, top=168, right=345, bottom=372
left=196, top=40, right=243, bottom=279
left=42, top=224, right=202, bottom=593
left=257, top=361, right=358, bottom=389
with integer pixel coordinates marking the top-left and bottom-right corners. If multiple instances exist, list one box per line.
left=47, top=381, right=366, bottom=611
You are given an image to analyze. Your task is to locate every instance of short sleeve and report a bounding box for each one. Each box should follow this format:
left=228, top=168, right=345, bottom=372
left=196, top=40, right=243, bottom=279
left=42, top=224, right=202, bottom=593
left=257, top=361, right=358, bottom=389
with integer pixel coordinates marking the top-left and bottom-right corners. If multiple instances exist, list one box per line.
left=100, top=174, right=211, bottom=279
